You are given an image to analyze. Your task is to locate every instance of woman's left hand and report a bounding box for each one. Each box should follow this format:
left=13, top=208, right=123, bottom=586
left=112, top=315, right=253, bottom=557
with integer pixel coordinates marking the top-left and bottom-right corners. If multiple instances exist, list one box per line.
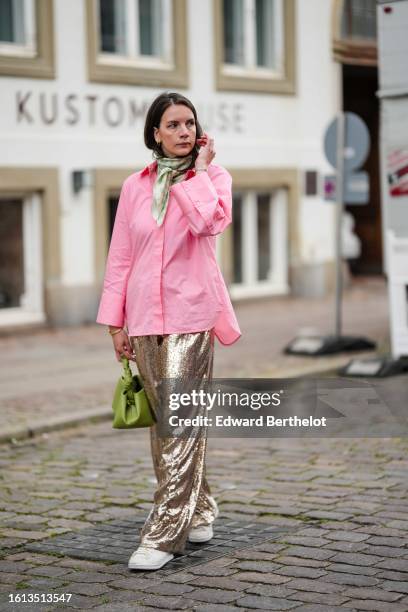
left=195, top=132, right=215, bottom=170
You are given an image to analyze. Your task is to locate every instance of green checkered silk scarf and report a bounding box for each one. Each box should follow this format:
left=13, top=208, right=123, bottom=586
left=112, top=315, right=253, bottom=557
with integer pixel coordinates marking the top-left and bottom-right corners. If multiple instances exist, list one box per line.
left=151, top=153, right=193, bottom=226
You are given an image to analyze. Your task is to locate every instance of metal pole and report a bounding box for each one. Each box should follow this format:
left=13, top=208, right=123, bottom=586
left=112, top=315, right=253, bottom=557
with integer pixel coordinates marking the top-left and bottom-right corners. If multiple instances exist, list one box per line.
left=335, top=112, right=345, bottom=338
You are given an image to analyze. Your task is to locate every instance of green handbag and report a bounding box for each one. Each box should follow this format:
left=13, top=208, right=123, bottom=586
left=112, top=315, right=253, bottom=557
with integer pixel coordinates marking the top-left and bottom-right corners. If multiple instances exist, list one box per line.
left=112, top=357, right=155, bottom=428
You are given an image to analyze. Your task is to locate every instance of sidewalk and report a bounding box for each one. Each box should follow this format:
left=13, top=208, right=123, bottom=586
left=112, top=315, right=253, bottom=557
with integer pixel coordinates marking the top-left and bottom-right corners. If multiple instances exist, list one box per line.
left=0, top=277, right=390, bottom=444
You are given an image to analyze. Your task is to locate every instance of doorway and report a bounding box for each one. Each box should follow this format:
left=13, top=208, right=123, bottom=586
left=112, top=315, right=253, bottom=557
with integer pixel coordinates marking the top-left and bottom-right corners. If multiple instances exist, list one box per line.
left=342, top=64, right=382, bottom=275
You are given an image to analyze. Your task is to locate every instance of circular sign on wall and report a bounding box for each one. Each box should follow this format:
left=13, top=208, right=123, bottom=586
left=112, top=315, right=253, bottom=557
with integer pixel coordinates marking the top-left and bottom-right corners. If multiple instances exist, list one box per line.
left=324, top=112, right=370, bottom=172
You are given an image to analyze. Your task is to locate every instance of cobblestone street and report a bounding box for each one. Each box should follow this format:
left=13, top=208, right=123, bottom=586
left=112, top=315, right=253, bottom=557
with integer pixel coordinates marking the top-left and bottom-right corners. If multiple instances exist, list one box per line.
left=0, top=421, right=407, bottom=611
left=1, top=278, right=408, bottom=611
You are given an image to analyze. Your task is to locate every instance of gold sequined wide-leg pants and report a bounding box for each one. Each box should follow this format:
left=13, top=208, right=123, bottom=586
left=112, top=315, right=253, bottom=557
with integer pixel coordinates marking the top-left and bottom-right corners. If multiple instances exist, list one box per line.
left=130, top=329, right=218, bottom=554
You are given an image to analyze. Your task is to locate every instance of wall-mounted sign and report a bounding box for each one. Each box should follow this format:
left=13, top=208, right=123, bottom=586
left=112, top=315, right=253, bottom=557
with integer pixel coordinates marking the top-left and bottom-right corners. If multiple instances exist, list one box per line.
left=324, top=172, right=370, bottom=204
left=387, top=149, right=408, bottom=197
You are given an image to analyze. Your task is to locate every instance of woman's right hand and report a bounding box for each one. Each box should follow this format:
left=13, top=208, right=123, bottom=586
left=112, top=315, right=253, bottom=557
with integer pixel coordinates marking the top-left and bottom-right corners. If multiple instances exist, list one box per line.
left=111, top=329, right=136, bottom=362
left=195, top=132, right=215, bottom=170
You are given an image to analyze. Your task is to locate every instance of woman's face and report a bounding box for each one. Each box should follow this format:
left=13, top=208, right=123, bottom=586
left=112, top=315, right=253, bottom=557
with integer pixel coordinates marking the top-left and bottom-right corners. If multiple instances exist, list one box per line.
left=153, top=104, right=197, bottom=158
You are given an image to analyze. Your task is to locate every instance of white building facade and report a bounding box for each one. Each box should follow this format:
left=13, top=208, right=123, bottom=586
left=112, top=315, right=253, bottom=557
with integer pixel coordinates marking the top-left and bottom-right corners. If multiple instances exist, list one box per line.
left=0, top=0, right=379, bottom=329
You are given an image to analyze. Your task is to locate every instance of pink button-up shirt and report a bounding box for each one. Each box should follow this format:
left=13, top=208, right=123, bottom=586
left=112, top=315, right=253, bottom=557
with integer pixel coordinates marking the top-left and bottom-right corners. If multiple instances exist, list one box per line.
left=96, top=160, right=241, bottom=346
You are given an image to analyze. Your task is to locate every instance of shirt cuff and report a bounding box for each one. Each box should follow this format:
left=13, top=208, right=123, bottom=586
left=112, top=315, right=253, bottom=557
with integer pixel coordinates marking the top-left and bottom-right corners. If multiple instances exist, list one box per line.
left=171, top=171, right=221, bottom=230
left=96, top=291, right=126, bottom=327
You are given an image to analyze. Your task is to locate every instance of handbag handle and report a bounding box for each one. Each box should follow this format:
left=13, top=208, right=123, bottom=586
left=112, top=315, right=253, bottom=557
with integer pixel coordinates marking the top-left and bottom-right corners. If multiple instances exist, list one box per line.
left=120, top=356, right=145, bottom=394
left=120, top=356, right=133, bottom=384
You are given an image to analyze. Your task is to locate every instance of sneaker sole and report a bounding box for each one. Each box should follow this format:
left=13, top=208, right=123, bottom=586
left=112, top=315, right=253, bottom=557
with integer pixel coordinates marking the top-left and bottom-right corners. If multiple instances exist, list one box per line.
left=188, top=500, right=219, bottom=543
left=188, top=530, right=213, bottom=543
left=128, top=554, right=174, bottom=570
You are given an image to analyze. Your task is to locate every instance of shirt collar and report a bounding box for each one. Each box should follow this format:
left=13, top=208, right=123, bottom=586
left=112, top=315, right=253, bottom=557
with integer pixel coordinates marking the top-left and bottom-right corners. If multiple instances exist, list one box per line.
left=141, top=160, right=157, bottom=177
left=140, top=160, right=196, bottom=180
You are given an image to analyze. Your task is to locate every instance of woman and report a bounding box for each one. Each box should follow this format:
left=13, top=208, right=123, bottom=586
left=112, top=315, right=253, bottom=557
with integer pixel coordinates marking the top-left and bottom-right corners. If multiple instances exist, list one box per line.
left=96, top=91, right=241, bottom=570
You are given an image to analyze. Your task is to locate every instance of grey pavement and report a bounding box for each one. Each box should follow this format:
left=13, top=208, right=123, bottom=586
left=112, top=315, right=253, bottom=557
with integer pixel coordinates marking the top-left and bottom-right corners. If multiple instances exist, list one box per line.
left=0, top=276, right=392, bottom=443
left=0, top=275, right=407, bottom=610
left=0, top=421, right=407, bottom=611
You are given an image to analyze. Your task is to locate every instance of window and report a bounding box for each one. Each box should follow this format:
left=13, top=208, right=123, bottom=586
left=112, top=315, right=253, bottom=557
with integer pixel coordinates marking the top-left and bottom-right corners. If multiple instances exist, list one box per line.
left=87, top=0, right=188, bottom=87
left=0, top=195, right=45, bottom=325
left=232, top=195, right=243, bottom=284
left=99, top=0, right=126, bottom=55
left=223, top=0, right=283, bottom=74
left=0, top=198, right=24, bottom=309
left=341, top=0, right=377, bottom=41
left=0, top=0, right=36, bottom=55
left=255, top=0, right=279, bottom=69
left=139, top=0, right=164, bottom=57
left=230, top=190, right=288, bottom=297
left=108, top=194, right=119, bottom=241
left=223, top=0, right=244, bottom=66
left=0, top=0, right=54, bottom=78
left=333, top=0, right=377, bottom=66
left=257, top=193, right=272, bottom=281
left=0, top=168, right=60, bottom=329
left=98, top=0, right=170, bottom=64
left=215, top=0, right=295, bottom=94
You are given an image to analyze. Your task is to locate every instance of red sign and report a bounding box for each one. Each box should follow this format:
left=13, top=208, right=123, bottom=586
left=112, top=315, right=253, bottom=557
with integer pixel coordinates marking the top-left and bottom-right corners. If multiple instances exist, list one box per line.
left=387, top=149, right=408, bottom=197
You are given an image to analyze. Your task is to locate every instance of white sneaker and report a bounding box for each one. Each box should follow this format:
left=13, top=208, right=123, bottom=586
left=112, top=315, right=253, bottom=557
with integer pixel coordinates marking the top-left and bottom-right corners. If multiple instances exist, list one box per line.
left=128, top=545, right=174, bottom=570
left=188, top=523, right=213, bottom=543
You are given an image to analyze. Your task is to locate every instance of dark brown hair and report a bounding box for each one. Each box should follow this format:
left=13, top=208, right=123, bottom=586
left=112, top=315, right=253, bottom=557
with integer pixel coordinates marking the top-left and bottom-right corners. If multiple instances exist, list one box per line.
left=144, top=91, right=203, bottom=169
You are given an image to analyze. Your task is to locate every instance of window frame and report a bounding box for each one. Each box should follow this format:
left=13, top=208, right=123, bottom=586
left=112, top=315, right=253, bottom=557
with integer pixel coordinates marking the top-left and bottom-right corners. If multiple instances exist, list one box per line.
left=222, top=0, right=284, bottom=78
left=86, top=0, right=189, bottom=87
left=0, top=167, right=60, bottom=328
left=0, top=193, right=45, bottom=324
left=0, top=0, right=55, bottom=79
left=229, top=188, right=289, bottom=297
left=214, top=0, right=296, bottom=95
left=217, top=167, right=300, bottom=295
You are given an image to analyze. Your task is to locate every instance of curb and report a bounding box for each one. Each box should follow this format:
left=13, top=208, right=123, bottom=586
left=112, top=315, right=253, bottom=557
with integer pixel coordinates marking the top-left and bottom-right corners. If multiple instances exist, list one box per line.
left=258, top=353, right=362, bottom=379
left=0, top=405, right=112, bottom=445
left=0, top=352, right=371, bottom=445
